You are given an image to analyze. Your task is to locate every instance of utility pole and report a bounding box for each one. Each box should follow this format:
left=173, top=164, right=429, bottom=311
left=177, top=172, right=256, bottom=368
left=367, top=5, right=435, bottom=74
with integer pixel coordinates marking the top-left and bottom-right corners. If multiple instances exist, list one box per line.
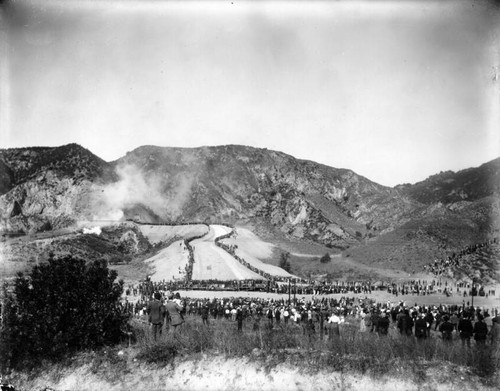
left=288, top=279, right=291, bottom=305
left=471, top=278, right=476, bottom=310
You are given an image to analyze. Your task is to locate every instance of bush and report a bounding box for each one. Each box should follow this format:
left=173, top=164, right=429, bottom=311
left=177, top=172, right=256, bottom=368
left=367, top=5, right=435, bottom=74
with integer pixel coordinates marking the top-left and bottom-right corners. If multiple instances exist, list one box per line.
left=136, top=340, right=178, bottom=366
left=319, top=253, right=331, bottom=263
left=0, top=255, right=128, bottom=370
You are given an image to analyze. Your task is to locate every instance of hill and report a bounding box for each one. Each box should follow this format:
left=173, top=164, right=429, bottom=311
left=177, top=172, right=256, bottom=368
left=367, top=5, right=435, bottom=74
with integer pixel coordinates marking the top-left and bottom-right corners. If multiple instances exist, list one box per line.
left=1, top=143, right=499, bottom=282
left=0, top=143, right=116, bottom=193
left=0, top=144, right=117, bottom=233
left=113, top=145, right=423, bottom=249
left=398, top=157, right=500, bottom=204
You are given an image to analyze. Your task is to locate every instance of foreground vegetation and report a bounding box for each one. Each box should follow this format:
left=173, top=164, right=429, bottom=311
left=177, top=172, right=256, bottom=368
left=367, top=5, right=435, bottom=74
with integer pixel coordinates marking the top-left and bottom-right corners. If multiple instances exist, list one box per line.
left=137, top=317, right=499, bottom=376
left=1, top=255, right=499, bottom=390
left=2, top=315, right=500, bottom=390
left=1, top=256, right=128, bottom=372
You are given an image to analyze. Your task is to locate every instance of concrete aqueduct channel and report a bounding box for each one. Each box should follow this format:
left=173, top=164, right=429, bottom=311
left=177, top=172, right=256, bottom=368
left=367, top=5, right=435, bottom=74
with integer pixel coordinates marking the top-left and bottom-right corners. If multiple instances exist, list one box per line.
left=139, top=224, right=293, bottom=282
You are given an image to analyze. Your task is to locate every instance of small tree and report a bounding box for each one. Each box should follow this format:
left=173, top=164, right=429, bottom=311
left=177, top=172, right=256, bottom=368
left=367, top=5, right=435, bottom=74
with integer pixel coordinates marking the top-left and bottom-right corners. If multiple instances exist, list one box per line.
left=279, top=252, right=292, bottom=273
left=0, top=255, right=127, bottom=370
left=320, top=253, right=331, bottom=263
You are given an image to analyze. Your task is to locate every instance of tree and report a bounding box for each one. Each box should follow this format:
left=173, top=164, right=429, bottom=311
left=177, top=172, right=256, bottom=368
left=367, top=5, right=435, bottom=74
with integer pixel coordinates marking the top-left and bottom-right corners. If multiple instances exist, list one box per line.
left=320, top=253, right=331, bottom=263
left=0, top=255, right=127, bottom=370
left=279, top=252, right=292, bottom=273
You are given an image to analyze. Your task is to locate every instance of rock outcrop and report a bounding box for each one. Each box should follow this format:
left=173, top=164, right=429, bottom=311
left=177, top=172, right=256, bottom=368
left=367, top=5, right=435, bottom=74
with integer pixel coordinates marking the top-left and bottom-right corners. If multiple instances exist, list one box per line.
left=1, top=144, right=498, bottom=267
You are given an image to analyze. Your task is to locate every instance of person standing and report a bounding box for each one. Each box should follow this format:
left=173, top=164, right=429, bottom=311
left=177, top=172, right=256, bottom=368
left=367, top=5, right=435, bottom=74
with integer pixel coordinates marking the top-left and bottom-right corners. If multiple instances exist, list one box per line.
left=359, top=311, right=368, bottom=333
left=377, top=311, right=390, bottom=336
left=473, top=314, right=488, bottom=346
left=283, top=307, right=290, bottom=324
left=147, top=292, right=166, bottom=341
left=236, top=306, right=244, bottom=332
left=267, top=306, right=274, bottom=327
left=370, top=309, right=379, bottom=333
left=397, top=309, right=413, bottom=337
left=201, top=304, right=210, bottom=326
left=438, top=315, right=454, bottom=343
left=327, top=310, right=342, bottom=339
left=434, top=311, right=443, bottom=331
left=165, top=292, right=184, bottom=333
left=253, top=312, right=261, bottom=333
left=489, top=315, right=500, bottom=346
left=415, top=313, right=427, bottom=341
left=424, top=311, right=434, bottom=338
left=458, top=313, right=473, bottom=347
left=275, top=306, right=281, bottom=325
left=450, top=312, right=459, bottom=331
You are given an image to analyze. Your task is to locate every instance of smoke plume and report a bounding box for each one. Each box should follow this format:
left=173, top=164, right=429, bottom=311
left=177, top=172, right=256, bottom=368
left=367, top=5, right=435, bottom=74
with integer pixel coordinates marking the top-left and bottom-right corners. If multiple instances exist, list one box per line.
left=83, top=226, right=102, bottom=235
left=92, top=163, right=194, bottom=222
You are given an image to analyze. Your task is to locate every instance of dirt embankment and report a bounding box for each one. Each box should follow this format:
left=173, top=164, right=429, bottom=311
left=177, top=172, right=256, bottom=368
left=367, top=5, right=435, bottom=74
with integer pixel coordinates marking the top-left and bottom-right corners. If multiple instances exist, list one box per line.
left=9, top=352, right=498, bottom=391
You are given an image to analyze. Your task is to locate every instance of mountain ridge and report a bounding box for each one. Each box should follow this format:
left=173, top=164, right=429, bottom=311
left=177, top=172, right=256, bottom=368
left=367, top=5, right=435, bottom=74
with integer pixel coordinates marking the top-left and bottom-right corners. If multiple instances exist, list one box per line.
left=1, top=143, right=499, bottom=280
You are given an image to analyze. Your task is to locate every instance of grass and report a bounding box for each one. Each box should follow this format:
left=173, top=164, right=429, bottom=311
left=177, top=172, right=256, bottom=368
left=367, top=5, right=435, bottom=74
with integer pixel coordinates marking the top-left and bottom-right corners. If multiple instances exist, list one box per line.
left=3, top=314, right=499, bottom=390
left=128, top=315, right=500, bottom=385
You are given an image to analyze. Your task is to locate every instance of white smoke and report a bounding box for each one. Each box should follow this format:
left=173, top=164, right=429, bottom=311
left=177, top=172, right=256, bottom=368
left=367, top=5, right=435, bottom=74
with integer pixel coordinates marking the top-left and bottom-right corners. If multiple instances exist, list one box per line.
left=104, top=164, right=166, bottom=211
left=83, top=226, right=102, bottom=235
left=93, top=164, right=194, bottom=221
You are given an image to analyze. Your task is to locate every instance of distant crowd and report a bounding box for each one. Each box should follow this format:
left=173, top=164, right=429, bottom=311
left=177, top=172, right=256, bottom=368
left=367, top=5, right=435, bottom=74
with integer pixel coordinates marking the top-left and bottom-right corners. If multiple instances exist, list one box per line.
left=125, top=237, right=500, bottom=303
left=424, top=238, right=498, bottom=278
left=124, top=276, right=496, bottom=306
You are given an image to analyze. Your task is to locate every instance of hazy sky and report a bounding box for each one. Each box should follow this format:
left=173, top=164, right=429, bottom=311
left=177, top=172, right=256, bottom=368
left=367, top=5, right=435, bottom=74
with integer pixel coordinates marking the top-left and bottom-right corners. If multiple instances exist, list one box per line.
left=1, top=0, right=499, bottom=186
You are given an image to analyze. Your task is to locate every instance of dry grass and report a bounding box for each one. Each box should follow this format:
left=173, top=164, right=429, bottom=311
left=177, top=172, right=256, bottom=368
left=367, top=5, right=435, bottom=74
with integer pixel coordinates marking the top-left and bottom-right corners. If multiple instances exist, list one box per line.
left=4, top=314, right=499, bottom=391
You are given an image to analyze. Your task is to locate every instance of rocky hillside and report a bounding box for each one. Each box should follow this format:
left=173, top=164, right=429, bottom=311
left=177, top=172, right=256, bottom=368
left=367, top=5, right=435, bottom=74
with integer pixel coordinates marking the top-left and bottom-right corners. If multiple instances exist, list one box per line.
left=1, top=143, right=499, bottom=276
left=113, top=145, right=422, bottom=249
left=397, top=157, right=500, bottom=204
left=0, top=144, right=116, bottom=233
left=0, top=143, right=116, bottom=193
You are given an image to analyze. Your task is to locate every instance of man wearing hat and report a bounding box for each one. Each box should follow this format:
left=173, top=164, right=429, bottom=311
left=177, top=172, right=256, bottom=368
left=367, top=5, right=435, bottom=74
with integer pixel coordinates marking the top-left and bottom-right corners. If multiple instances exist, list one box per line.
left=473, top=314, right=488, bottom=345
left=415, top=313, right=427, bottom=340
left=147, top=292, right=166, bottom=341
left=438, top=315, right=454, bottom=342
left=490, top=315, right=500, bottom=346
left=458, top=312, right=474, bottom=347
left=377, top=311, right=390, bottom=336
left=236, top=305, right=244, bottom=332
left=165, top=292, right=184, bottom=333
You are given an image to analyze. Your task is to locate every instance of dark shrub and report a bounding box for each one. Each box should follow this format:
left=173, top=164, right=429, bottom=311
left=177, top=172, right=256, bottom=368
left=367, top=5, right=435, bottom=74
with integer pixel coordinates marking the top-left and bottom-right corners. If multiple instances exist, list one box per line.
left=319, top=253, right=331, bottom=263
left=136, top=341, right=178, bottom=366
left=0, top=255, right=128, bottom=370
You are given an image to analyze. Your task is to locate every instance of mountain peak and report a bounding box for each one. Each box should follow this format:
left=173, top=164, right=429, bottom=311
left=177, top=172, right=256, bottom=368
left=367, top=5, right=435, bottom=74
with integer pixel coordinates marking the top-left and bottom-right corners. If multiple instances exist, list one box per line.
left=0, top=143, right=116, bottom=193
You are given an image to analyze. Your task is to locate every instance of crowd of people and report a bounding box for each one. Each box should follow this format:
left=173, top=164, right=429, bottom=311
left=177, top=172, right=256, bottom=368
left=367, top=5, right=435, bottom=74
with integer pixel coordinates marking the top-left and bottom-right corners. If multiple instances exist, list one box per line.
left=124, top=276, right=495, bottom=306
left=424, top=238, right=499, bottom=277
left=123, top=235, right=500, bottom=345
left=122, top=290, right=500, bottom=347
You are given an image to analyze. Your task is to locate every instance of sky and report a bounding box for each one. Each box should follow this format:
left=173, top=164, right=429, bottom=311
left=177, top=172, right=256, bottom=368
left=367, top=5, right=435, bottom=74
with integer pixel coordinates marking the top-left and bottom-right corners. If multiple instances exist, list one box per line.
left=1, top=0, right=499, bottom=187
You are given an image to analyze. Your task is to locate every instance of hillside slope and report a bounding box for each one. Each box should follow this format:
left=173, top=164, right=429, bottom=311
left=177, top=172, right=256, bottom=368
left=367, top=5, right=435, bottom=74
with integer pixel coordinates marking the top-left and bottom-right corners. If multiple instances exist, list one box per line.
left=1, top=143, right=498, bottom=280
left=0, top=144, right=117, bottom=233
left=114, top=145, right=423, bottom=249
left=398, top=157, right=500, bottom=204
